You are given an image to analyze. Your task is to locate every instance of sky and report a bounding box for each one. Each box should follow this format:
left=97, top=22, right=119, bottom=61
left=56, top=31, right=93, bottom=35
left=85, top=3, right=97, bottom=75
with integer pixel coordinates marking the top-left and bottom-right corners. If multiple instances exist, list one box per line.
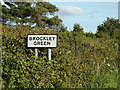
left=50, top=2, right=118, bottom=33
left=1, top=0, right=119, bottom=33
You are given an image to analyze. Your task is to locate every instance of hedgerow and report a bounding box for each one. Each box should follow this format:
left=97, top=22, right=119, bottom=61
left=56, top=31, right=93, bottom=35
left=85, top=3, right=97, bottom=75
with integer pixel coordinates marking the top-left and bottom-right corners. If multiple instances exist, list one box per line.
left=2, top=25, right=119, bottom=88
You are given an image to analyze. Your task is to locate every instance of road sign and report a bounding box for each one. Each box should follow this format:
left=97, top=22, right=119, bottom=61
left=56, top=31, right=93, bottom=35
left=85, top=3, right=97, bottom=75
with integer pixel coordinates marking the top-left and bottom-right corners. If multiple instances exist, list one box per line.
left=27, top=34, right=57, bottom=48
left=27, top=34, right=57, bottom=62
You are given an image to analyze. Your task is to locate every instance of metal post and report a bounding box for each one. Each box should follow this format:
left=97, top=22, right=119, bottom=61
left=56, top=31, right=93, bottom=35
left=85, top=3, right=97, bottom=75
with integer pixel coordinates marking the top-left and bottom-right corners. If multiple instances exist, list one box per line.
left=35, top=48, right=38, bottom=57
left=48, top=48, right=51, bottom=63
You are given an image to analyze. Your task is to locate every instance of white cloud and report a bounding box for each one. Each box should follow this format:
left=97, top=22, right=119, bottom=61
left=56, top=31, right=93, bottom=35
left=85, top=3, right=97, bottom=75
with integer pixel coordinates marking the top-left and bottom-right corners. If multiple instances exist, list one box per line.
left=57, top=6, right=83, bottom=16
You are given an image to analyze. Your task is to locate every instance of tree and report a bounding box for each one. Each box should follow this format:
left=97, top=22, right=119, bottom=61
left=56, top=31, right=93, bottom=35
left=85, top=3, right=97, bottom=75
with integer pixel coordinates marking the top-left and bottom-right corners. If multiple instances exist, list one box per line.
left=113, top=29, right=120, bottom=39
left=73, top=23, right=84, bottom=56
left=2, top=1, right=63, bottom=28
left=2, top=2, right=32, bottom=25
left=73, top=23, right=84, bottom=33
left=58, top=24, right=67, bottom=32
left=96, top=17, right=120, bottom=37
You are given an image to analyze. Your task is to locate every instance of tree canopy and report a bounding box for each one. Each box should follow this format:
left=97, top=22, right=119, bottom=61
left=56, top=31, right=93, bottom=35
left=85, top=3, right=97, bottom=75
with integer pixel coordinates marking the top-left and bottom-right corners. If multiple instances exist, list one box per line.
left=73, top=23, right=84, bottom=33
left=96, top=17, right=120, bottom=37
left=2, top=1, right=62, bottom=29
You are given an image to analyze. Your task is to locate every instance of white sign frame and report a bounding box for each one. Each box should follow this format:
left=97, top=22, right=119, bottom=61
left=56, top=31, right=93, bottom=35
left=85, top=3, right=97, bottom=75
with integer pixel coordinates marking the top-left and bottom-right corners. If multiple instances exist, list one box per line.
left=27, top=34, right=57, bottom=48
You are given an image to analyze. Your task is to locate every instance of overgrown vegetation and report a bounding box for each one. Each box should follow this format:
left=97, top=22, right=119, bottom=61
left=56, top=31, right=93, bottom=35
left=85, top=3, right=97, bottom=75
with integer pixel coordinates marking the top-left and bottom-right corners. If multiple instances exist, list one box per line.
left=1, top=1, right=119, bottom=89
left=2, top=25, right=119, bottom=88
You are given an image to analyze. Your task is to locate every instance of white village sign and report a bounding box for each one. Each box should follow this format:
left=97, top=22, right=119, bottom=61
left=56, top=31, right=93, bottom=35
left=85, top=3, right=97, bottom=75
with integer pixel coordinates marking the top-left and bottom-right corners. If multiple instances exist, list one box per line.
left=27, top=34, right=57, bottom=62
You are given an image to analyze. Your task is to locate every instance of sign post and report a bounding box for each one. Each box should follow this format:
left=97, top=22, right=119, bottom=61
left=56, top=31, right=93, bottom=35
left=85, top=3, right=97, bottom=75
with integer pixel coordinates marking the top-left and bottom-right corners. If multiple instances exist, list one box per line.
left=48, top=48, right=51, bottom=63
left=27, top=34, right=57, bottom=62
left=35, top=48, right=38, bottom=57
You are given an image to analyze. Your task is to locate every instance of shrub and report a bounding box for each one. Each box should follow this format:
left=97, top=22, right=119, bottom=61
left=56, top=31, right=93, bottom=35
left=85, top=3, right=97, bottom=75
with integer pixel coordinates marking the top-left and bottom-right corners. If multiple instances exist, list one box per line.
left=2, top=25, right=118, bottom=88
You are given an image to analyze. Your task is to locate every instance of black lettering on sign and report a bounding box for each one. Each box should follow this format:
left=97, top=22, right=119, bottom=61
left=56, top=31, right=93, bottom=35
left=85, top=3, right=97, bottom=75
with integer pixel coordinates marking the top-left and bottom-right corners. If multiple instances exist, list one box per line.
left=52, top=37, right=55, bottom=40
left=29, top=37, right=32, bottom=41
left=41, top=41, right=43, bottom=45
left=33, top=37, right=36, bottom=40
left=33, top=41, right=51, bottom=45
left=44, top=41, right=51, bottom=45
left=33, top=41, right=37, bottom=45
left=43, top=37, right=46, bottom=40
left=47, top=42, right=51, bottom=45
left=40, top=37, right=43, bottom=40
left=36, top=37, right=39, bottom=40
left=29, top=36, right=56, bottom=41
left=49, top=37, right=52, bottom=41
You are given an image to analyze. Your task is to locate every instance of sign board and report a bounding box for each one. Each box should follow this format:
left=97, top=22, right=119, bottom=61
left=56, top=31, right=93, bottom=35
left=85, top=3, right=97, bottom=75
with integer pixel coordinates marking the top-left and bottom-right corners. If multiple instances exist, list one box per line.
left=27, top=34, right=57, bottom=48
